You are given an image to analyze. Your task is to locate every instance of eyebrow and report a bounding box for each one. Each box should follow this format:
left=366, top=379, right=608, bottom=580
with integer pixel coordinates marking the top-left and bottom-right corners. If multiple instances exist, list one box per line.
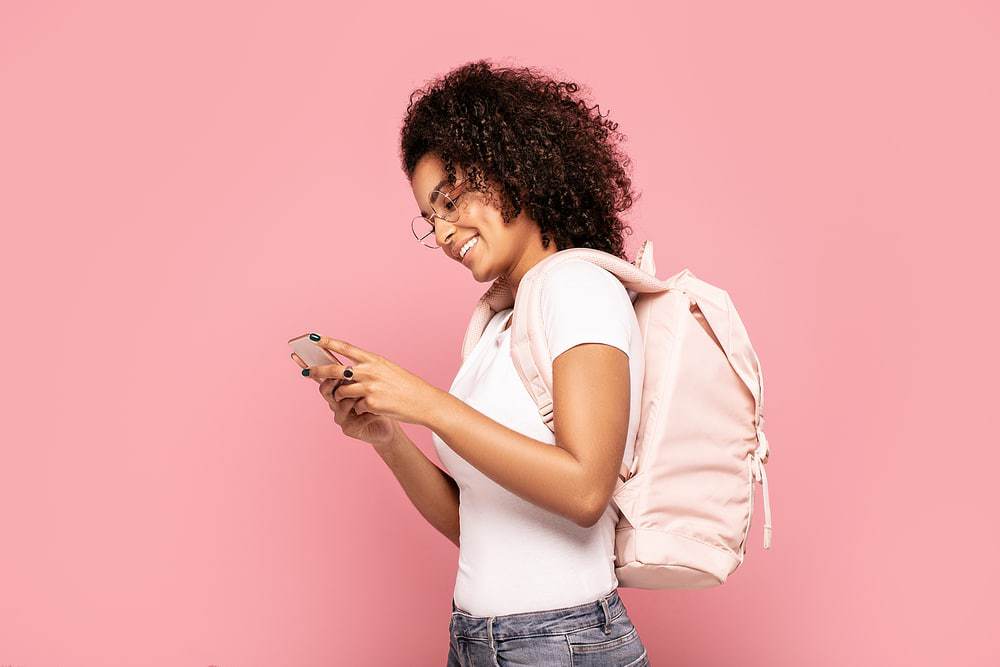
left=421, top=178, right=451, bottom=217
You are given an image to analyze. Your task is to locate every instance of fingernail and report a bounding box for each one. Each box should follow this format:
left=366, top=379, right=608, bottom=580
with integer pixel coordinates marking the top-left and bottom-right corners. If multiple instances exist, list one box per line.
left=301, top=368, right=310, bottom=376
left=308, top=333, right=321, bottom=341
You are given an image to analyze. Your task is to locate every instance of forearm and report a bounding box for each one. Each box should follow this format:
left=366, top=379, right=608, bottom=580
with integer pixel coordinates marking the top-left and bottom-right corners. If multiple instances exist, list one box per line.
left=417, top=389, right=593, bottom=527
left=375, top=420, right=461, bottom=548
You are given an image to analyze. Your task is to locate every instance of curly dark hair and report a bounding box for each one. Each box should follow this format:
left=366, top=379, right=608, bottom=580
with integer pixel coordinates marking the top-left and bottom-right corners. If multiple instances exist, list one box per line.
left=398, top=60, right=639, bottom=261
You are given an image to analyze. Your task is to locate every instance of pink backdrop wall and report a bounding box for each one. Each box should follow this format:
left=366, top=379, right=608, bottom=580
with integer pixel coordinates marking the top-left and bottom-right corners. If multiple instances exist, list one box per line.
left=2, top=1, right=997, bottom=665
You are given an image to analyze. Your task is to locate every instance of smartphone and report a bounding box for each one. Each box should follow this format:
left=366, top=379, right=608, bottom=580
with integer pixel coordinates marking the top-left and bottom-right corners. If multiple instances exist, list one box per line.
left=288, top=334, right=349, bottom=383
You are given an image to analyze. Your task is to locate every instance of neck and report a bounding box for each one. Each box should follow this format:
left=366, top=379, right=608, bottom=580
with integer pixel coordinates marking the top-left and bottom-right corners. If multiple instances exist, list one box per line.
left=503, top=241, right=562, bottom=302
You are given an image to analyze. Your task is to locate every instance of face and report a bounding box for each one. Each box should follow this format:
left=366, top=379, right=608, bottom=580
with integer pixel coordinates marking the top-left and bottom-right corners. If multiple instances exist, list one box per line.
left=409, top=153, right=555, bottom=283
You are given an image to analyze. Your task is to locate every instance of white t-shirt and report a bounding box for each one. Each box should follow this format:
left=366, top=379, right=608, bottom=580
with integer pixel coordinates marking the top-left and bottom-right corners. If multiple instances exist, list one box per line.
left=432, top=259, right=645, bottom=617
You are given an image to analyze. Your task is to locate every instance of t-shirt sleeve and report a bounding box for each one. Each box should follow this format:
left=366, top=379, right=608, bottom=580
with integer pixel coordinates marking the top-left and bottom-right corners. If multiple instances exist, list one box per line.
left=539, top=259, right=636, bottom=364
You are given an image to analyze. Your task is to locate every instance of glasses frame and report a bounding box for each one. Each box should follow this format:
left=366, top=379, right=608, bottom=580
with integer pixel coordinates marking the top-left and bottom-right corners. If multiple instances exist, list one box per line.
left=410, top=179, right=471, bottom=249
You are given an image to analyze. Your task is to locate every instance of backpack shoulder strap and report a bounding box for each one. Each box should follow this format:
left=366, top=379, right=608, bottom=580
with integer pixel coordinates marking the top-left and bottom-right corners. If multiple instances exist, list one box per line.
left=506, top=243, right=686, bottom=475
left=460, top=272, right=515, bottom=363
left=461, top=239, right=670, bottom=361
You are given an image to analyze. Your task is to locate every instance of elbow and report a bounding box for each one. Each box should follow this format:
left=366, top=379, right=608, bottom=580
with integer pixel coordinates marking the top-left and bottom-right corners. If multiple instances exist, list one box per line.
left=575, top=497, right=605, bottom=529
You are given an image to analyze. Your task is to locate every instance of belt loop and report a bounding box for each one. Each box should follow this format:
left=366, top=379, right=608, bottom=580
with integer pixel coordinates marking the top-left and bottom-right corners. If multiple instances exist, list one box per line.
left=600, top=597, right=612, bottom=635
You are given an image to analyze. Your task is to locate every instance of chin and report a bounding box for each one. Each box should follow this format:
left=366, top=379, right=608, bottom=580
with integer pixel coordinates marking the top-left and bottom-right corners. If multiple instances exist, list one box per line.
left=467, top=253, right=493, bottom=282
left=470, top=268, right=492, bottom=283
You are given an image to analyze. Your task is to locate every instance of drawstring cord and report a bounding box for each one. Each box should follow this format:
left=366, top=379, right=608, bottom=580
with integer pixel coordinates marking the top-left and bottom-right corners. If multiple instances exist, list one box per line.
left=750, top=416, right=772, bottom=549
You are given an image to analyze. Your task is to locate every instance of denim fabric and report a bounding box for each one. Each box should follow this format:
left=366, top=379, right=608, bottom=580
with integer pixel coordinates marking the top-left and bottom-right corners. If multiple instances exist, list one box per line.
left=447, top=588, right=649, bottom=666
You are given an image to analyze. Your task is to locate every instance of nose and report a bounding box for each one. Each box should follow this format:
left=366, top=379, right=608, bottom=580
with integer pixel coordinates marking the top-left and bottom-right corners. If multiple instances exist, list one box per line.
left=433, top=217, right=458, bottom=250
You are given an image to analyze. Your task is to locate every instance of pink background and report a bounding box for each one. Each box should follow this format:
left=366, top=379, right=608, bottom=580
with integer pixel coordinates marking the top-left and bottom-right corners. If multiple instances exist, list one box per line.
left=2, top=1, right=997, bottom=665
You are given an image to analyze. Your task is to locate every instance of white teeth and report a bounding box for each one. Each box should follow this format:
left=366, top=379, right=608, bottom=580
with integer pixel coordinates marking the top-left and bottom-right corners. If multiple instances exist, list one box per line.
left=460, top=235, right=479, bottom=258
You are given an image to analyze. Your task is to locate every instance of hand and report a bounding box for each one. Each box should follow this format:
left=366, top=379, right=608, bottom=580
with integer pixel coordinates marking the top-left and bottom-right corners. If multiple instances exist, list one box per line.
left=290, top=349, right=397, bottom=450
left=295, top=334, right=444, bottom=428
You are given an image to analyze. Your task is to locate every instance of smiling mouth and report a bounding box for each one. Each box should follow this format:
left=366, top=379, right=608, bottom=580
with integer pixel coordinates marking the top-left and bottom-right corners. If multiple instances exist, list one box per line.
left=460, top=235, right=480, bottom=263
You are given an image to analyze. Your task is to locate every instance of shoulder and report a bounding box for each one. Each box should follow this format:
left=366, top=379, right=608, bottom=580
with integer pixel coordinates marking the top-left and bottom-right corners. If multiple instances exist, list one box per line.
left=539, top=258, right=636, bottom=361
left=540, top=258, right=630, bottom=304
left=545, top=257, right=616, bottom=281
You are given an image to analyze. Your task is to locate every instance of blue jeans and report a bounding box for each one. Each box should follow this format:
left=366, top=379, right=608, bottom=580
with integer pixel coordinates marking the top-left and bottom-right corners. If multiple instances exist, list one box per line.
left=447, top=588, right=650, bottom=666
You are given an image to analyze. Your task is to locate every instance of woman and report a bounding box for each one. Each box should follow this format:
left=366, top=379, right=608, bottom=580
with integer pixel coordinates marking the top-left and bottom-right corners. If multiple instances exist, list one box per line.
left=294, top=60, right=650, bottom=666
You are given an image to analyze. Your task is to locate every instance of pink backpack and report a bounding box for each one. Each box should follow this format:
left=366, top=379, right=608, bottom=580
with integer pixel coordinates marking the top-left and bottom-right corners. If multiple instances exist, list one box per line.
left=460, top=239, right=772, bottom=589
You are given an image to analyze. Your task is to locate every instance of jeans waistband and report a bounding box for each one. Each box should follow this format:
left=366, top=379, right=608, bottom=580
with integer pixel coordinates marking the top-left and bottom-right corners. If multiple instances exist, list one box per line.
left=450, top=588, right=624, bottom=641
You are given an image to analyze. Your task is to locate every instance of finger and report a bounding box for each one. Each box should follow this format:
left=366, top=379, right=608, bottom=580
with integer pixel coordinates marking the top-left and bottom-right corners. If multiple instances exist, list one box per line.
left=319, top=378, right=347, bottom=401
left=320, top=378, right=346, bottom=404
left=293, top=353, right=325, bottom=383
left=320, top=379, right=360, bottom=420
left=333, top=380, right=365, bottom=402
left=308, top=334, right=374, bottom=364
left=302, top=361, right=358, bottom=380
left=330, top=396, right=360, bottom=423
left=293, top=352, right=320, bottom=376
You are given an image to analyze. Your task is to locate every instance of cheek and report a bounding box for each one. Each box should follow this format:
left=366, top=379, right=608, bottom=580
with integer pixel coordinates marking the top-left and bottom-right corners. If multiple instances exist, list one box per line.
left=469, top=204, right=504, bottom=236
left=465, top=200, right=486, bottom=221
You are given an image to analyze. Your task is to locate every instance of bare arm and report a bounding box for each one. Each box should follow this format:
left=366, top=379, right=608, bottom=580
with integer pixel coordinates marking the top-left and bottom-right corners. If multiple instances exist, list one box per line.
left=418, top=342, right=630, bottom=528
left=375, top=420, right=461, bottom=548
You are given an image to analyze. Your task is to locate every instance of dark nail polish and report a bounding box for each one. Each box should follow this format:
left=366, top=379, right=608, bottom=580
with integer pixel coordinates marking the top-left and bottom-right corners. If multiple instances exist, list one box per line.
left=302, top=368, right=310, bottom=376
left=309, top=333, right=321, bottom=341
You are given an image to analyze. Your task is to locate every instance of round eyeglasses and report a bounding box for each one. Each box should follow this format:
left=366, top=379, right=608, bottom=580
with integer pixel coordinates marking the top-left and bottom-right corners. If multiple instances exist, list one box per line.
left=410, top=180, right=470, bottom=249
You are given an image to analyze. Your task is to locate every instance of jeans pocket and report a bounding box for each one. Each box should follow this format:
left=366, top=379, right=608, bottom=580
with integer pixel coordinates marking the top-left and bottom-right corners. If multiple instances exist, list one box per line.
left=566, top=613, right=647, bottom=666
